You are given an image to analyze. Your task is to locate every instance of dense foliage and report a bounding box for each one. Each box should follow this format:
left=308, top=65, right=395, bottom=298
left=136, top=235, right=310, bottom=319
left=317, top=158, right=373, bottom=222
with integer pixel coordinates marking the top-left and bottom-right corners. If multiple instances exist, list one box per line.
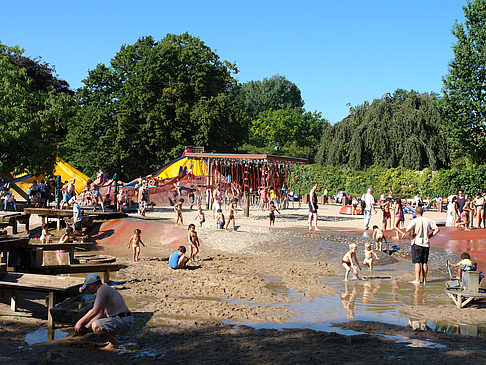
left=0, top=43, right=74, bottom=176
left=61, top=33, right=247, bottom=179
left=442, top=0, right=486, bottom=164
left=237, top=75, right=304, bottom=120
left=315, top=90, right=449, bottom=170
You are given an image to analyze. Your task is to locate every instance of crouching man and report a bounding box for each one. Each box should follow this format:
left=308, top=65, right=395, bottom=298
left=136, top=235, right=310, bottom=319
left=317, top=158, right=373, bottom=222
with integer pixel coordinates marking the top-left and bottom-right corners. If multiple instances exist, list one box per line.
left=74, top=274, right=134, bottom=350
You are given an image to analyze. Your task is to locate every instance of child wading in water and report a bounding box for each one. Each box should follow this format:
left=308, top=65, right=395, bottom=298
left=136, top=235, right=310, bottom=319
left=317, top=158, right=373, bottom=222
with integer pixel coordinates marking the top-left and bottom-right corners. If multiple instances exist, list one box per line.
left=174, top=198, right=184, bottom=225
left=187, top=223, right=200, bottom=261
left=269, top=201, right=280, bottom=226
left=342, top=243, right=361, bottom=281
left=361, top=242, right=379, bottom=272
left=225, top=198, right=238, bottom=232
left=372, top=225, right=387, bottom=251
left=40, top=223, right=52, bottom=243
left=128, top=229, right=145, bottom=262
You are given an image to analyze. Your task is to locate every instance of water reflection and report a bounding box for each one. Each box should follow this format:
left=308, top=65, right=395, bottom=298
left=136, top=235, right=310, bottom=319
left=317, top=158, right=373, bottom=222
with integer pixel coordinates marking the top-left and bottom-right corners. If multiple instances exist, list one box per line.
left=340, top=282, right=357, bottom=319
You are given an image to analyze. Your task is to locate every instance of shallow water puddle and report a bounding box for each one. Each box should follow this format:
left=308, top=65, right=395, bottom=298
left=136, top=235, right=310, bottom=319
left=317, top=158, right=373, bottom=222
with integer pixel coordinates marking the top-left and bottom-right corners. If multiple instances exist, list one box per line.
left=22, top=327, right=69, bottom=346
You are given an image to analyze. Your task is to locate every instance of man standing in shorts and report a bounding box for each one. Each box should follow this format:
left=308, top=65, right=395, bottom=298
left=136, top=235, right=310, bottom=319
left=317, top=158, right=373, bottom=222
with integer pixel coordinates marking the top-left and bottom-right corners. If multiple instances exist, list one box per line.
left=405, top=206, right=440, bottom=285
left=361, top=188, right=376, bottom=230
left=74, top=274, right=134, bottom=350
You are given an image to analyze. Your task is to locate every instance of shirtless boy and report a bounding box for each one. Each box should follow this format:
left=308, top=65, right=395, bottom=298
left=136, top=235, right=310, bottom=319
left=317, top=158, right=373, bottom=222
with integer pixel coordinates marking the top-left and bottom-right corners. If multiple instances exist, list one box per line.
left=187, top=223, right=200, bottom=261
left=225, top=198, right=238, bottom=232
left=361, top=242, right=379, bottom=272
left=342, top=243, right=361, bottom=281
left=269, top=201, right=280, bottom=226
left=372, top=225, right=387, bottom=251
left=128, top=229, right=145, bottom=262
left=174, top=198, right=184, bottom=225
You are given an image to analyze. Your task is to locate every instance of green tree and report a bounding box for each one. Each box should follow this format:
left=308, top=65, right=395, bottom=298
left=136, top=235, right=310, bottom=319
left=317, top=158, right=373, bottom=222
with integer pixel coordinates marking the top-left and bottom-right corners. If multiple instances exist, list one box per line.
left=442, top=0, right=486, bottom=164
left=244, top=107, right=327, bottom=161
left=316, top=90, right=449, bottom=170
left=237, top=75, right=304, bottom=120
left=0, top=43, right=74, bottom=176
left=62, top=33, right=246, bottom=179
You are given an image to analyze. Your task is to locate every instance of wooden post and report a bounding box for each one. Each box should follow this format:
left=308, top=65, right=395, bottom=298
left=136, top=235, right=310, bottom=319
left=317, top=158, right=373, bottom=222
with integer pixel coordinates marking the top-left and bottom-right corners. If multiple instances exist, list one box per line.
left=298, top=166, right=302, bottom=209
left=47, top=291, right=55, bottom=335
left=244, top=163, right=250, bottom=217
left=10, top=291, right=18, bottom=312
left=103, top=270, right=110, bottom=284
left=10, top=218, right=17, bottom=235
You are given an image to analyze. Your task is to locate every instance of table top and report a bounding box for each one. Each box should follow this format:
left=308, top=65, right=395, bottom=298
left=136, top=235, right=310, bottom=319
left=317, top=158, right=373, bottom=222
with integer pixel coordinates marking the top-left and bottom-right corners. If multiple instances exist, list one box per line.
left=0, top=272, right=84, bottom=293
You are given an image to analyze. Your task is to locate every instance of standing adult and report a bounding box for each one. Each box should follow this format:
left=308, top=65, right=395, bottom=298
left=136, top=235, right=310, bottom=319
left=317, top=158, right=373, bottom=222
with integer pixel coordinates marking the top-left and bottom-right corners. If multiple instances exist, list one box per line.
left=405, top=206, right=440, bottom=285
left=70, top=197, right=83, bottom=236
left=361, top=188, right=376, bottom=230
left=212, top=184, right=223, bottom=219
left=308, top=182, right=319, bottom=231
left=74, top=274, right=134, bottom=350
left=456, top=189, right=466, bottom=217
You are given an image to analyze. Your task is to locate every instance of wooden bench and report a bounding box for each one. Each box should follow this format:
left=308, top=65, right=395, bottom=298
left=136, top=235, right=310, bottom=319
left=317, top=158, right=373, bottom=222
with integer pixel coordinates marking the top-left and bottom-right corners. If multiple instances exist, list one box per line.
left=33, top=263, right=127, bottom=284
left=0, top=272, right=83, bottom=333
left=445, top=271, right=486, bottom=308
left=0, top=213, right=30, bottom=234
left=27, top=242, right=94, bottom=265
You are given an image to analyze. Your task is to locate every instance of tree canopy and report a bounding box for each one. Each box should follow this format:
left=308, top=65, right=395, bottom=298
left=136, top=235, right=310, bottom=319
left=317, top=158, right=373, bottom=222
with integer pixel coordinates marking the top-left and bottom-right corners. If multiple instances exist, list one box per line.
left=62, top=33, right=247, bottom=179
left=442, top=0, right=486, bottom=164
left=0, top=42, right=74, bottom=176
left=316, top=90, right=449, bottom=170
left=237, top=75, right=304, bottom=120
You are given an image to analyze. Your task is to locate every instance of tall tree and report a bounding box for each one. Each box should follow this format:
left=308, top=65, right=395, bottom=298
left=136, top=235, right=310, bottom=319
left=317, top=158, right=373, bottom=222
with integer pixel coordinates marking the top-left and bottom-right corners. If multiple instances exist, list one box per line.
left=62, top=33, right=246, bottom=179
left=237, top=75, right=304, bottom=120
left=316, top=90, right=449, bottom=170
left=0, top=43, right=74, bottom=176
left=442, top=0, right=486, bottom=164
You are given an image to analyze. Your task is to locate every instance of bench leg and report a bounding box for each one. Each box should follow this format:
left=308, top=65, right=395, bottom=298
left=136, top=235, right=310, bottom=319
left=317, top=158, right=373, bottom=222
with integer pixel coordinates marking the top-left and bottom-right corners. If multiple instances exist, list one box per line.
left=11, top=294, right=18, bottom=312
left=68, top=249, right=75, bottom=265
left=47, top=291, right=55, bottom=333
left=10, top=219, right=17, bottom=235
left=103, top=270, right=110, bottom=284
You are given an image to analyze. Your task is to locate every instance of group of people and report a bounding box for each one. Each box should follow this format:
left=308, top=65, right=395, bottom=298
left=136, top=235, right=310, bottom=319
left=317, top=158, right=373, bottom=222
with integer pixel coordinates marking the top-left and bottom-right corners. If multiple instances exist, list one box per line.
left=445, top=189, right=486, bottom=229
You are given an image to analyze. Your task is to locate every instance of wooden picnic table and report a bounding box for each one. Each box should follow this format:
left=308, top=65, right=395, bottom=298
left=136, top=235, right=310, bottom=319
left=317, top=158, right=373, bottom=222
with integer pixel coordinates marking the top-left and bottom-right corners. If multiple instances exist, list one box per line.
left=28, top=242, right=94, bottom=265
left=33, top=263, right=127, bottom=284
left=0, top=272, right=84, bottom=333
left=0, top=212, right=30, bottom=234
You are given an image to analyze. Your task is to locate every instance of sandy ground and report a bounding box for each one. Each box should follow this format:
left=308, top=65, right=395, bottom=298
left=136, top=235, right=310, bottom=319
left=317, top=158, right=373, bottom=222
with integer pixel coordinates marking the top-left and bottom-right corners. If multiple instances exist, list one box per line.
left=1, top=203, right=486, bottom=364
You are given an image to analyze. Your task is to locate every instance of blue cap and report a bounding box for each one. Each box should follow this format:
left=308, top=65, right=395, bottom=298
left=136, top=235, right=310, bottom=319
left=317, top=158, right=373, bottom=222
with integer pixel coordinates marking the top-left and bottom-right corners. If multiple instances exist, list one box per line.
left=81, top=273, right=101, bottom=291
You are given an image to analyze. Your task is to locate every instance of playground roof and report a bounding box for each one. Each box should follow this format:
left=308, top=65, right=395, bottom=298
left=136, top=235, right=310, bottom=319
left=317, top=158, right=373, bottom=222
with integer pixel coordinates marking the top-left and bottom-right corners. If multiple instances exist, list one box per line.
left=184, top=153, right=307, bottom=165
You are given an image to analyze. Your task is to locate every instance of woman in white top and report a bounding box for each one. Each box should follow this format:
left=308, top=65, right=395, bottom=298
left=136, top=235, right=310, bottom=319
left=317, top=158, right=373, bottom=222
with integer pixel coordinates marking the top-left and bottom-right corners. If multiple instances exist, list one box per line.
left=474, top=192, right=485, bottom=228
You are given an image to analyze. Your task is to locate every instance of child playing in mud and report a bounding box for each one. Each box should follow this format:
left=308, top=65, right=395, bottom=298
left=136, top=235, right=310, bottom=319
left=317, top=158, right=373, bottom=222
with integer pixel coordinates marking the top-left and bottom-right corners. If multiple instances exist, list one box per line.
left=217, top=209, right=225, bottom=229
left=342, top=243, right=361, bottom=281
left=195, top=208, right=205, bottom=227
left=174, top=198, right=184, bottom=225
left=269, top=201, right=280, bottom=226
left=361, top=242, right=379, bottom=272
left=168, top=246, right=189, bottom=269
left=40, top=223, right=52, bottom=244
left=187, top=223, right=200, bottom=261
left=128, top=229, right=145, bottom=262
left=448, top=252, right=476, bottom=279
left=225, top=198, right=238, bottom=232
left=372, top=225, right=387, bottom=251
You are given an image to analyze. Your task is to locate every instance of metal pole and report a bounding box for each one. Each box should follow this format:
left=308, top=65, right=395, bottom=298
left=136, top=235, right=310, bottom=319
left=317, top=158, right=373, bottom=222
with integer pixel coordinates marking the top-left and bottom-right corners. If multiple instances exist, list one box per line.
left=298, top=165, right=302, bottom=209
left=56, top=175, right=61, bottom=209
left=244, top=163, right=250, bottom=217
left=113, top=173, right=118, bottom=212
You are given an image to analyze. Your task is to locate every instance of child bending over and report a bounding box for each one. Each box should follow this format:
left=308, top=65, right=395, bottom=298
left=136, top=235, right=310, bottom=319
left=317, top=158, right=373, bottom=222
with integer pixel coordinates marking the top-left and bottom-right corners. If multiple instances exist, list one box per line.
left=361, top=242, right=379, bottom=272
left=128, top=228, right=145, bottom=262
left=174, top=198, right=184, bottom=225
left=269, top=201, right=280, bottom=226
left=448, top=252, right=476, bottom=279
left=169, top=246, right=189, bottom=269
left=342, top=243, right=361, bottom=281
left=187, top=223, right=200, bottom=261
left=372, top=225, right=387, bottom=251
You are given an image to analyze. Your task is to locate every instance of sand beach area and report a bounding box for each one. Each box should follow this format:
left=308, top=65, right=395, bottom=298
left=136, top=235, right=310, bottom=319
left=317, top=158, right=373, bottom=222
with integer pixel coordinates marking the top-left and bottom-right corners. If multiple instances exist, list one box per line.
left=1, top=203, right=486, bottom=364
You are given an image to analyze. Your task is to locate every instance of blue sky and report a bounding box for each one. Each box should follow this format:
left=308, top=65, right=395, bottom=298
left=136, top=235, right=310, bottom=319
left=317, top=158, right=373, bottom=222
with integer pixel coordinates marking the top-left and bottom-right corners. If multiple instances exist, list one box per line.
left=1, top=1, right=465, bottom=123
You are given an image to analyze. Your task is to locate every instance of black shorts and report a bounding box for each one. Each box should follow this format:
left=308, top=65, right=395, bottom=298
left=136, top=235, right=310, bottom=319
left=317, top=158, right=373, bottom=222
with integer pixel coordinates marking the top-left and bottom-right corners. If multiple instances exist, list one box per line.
left=74, top=221, right=82, bottom=232
left=411, top=245, right=429, bottom=264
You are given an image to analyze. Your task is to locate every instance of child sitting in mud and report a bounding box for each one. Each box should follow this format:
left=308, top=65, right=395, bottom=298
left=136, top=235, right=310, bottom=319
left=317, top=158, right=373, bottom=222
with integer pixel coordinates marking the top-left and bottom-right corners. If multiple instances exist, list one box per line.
left=187, top=223, right=200, bottom=261
left=360, top=242, right=379, bottom=272
left=169, top=246, right=189, bottom=269
left=174, top=198, right=184, bottom=225
left=342, top=243, right=361, bottom=281
left=448, top=252, right=476, bottom=279
left=225, top=198, right=238, bottom=232
left=128, top=228, right=145, bottom=262
left=216, top=208, right=225, bottom=229
left=269, top=201, right=280, bottom=226
left=195, top=208, right=205, bottom=227
left=372, top=225, right=387, bottom=251
left=40, top=223, right=52, bottom=243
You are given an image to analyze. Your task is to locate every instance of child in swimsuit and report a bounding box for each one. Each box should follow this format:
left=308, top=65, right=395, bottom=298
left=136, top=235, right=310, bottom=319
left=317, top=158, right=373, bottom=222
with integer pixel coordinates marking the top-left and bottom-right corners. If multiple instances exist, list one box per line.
left=128, top=228, right=145, bottom=262
left=269, top=201, right=280, bottom=226
left=360, top=242, right=379, bottom=272
left=225, top=198, right=238, bottom=232
left=40, top=223, right=52, bottom=244
left=372, top=225, right=387, bottom=251
left=448, top=252, right=476, bottom=279
left=187, top=223, right=200, bottom=261
left=342, top=243, right=361, bottom=281
left=174, top=198, right=184, bottom=225
left=195, top=208, right=205, bottom=227
left=169, top=246, right=189, bottom=269
left=217, top=209, right=225, bottom=229
left=456, top=197, right=472, bottom=231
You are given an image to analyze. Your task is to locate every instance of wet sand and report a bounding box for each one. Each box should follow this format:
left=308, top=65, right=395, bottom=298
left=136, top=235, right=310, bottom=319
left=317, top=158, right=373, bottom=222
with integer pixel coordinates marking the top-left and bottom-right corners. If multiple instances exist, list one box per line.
left=1, top=204, right=486, bottom=364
